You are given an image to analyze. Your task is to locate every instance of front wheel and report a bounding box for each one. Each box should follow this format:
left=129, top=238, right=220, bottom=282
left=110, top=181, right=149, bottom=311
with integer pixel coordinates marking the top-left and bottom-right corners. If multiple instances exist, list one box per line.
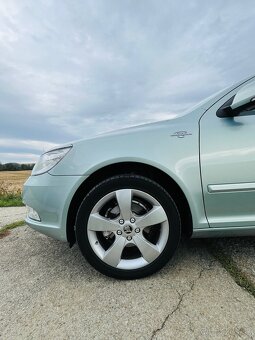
left=75, top=175, right=181, bottom=279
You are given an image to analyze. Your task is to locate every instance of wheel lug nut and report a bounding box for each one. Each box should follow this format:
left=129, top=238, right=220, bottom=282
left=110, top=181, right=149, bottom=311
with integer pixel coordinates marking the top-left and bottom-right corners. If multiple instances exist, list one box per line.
left=130, top=217, right=136, bottom=223
left=119, top=219, right=124, bottom=225
left=117, top=230, right=122, bottom=235
left=135, top=228, right=140, bottom=233
left=127, top=236, right=132, bottom=241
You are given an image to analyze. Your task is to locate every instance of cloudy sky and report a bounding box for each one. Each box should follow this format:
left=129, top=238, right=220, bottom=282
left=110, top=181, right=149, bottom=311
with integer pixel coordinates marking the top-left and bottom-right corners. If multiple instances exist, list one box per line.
left=0, top=0, right=255, bottom=163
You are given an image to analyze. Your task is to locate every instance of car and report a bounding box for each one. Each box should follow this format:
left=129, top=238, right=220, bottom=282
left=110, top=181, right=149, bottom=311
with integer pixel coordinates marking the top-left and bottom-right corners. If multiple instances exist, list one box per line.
left=23, top=75, right=255, bottom=279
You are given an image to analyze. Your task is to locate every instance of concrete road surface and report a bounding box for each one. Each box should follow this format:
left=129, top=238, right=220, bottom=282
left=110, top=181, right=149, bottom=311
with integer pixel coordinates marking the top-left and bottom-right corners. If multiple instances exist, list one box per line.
left=1, top=225, right=255, bottom=339
left=0, top=206, right=26, bottom=228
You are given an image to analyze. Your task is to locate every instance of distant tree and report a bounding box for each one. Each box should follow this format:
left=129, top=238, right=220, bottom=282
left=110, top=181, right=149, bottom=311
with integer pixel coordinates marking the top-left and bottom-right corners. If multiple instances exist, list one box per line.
left=0, top=163, right=35, bottom=171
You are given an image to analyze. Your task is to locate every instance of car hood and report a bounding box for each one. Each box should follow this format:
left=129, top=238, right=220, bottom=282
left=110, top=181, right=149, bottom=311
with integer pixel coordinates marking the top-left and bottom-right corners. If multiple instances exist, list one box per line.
left=50, top=74, right=255, bottom=150
left=71, top=75, right=255, bottom=146
left=48, top=75, right=255, bottom=176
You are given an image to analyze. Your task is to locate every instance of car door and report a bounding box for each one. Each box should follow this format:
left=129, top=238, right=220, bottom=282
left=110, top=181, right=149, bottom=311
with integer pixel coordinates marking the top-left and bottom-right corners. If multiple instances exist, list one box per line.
left=200, top=80, right=255, bottom=228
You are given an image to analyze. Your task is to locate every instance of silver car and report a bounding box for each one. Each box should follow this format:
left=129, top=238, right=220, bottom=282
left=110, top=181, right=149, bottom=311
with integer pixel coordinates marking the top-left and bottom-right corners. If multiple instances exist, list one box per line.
left=23, top=75, right=255, bottom=279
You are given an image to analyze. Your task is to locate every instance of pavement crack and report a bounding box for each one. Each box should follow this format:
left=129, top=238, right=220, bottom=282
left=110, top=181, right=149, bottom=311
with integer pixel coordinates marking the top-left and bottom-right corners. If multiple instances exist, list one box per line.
left=235, top=328, right=253, bottom=339
left=206, top=242, right=255, bottom=299
left=150, top=312, right=170, bottom=339
left=150, top=289, right=185, bottom=339
left=188, top=259, right=215, bottom=293
left=150, top=261, right=215, bottom=339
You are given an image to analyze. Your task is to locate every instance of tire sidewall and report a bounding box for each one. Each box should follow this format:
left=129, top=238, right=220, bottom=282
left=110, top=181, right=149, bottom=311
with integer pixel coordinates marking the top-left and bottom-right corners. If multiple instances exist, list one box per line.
left=75, top=175, right=181, bottom=279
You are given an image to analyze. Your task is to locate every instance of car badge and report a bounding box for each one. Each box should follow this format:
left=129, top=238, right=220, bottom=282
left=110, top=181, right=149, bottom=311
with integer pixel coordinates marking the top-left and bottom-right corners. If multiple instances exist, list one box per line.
left=171, top=131, right=192, bottom=138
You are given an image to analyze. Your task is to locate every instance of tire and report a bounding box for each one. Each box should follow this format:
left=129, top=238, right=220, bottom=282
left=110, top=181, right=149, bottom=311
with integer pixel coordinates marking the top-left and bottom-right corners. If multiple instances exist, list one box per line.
left=75, top=175, right=181, bottom=279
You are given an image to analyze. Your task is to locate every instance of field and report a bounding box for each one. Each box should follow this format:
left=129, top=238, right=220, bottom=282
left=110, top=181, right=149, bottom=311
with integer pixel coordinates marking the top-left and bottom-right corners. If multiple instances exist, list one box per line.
left=0, top=171, right=31, bottom=207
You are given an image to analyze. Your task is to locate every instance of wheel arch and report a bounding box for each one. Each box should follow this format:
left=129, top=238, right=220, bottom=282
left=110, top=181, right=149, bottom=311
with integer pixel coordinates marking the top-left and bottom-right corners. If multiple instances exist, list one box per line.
left=66, top=162, right=193, bottom=246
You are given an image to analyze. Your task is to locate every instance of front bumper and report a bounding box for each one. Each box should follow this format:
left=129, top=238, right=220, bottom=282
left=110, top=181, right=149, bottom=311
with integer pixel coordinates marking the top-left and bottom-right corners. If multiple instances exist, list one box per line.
left=23, top=173, right=86, bottom=241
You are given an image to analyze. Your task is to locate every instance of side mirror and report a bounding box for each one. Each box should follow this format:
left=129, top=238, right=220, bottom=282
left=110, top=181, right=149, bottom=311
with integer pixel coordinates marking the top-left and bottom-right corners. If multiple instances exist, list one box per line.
left=217, top=81, right=255, bottom=118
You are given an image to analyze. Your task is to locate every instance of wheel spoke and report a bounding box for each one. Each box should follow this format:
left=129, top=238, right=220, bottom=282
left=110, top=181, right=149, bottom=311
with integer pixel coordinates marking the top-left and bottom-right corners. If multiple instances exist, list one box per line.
left=116, top=189, right=132, bottom=221
left=88, top=213, right=118, bottom=232
left=103, top=237, right=126, bottom=267
left=135, top=206, right=167, bottom=228
left=133, top=234, right=160, bottom=263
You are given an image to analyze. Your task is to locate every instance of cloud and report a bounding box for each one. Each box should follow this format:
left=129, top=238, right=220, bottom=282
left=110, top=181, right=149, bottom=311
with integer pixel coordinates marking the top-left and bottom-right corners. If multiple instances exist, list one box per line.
left=0, top=152, right=38, bottom=163
left=0, top=0, right=255, bottom=162
left=0, top=138, right=57, bottom=152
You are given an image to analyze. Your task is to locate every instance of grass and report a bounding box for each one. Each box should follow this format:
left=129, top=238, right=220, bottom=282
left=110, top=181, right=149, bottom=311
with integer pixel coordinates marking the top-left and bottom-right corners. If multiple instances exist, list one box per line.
left=0, top=170, right=31, bottom=207
left=0, top=195, right=23, bottom=207
left=206, top=241, right=255, bottom=298
left=0, top=182, right=23, bottom=207
left=0, top=220, right=25, bottom=239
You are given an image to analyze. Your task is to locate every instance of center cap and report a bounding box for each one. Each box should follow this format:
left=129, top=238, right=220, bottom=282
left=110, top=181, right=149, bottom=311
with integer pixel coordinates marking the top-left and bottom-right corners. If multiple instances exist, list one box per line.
left=123, top=225, right=133, bottom=234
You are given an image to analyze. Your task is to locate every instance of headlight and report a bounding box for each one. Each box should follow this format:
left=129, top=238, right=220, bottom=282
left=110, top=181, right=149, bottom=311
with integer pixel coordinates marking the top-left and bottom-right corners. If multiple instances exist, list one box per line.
left=32, top=146, right=72, bottom=176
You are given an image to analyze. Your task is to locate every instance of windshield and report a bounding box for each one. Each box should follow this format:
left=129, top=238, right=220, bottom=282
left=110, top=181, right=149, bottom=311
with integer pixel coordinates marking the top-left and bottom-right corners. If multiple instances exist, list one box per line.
left=188, top=75, right=255, bottom=113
